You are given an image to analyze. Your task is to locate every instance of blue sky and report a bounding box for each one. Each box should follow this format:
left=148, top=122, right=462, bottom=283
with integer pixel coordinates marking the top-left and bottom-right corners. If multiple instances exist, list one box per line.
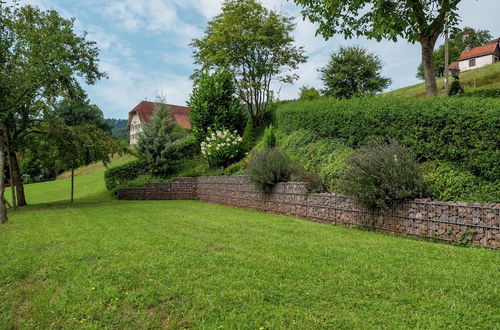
left=16, top=0, right=500, bottom=119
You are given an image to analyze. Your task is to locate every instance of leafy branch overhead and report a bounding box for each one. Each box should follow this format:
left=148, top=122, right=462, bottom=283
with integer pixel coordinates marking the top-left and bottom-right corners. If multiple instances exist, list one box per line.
left=293, top=0, right=463, bottom=96
left=191, top=0, right=307, bottom=125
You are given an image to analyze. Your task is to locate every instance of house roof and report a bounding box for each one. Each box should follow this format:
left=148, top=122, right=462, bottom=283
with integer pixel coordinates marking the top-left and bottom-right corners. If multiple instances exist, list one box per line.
left=448, top=61, right=459, bottom=70
left=126, top=101, right=191, bottom=130
left=459, top=42, right=499, bottom=61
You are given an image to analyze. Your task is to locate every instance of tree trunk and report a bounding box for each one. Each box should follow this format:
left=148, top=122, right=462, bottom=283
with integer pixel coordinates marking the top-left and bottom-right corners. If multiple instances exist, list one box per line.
left=9, top=150, right=26, bottom=206
left=0, top=132, right=8, bottom=224
left=9, top=156, right=17, bottom=209
left=70, top=165, right=74, bottom=204
left=421, top=37, right=439, bottom=97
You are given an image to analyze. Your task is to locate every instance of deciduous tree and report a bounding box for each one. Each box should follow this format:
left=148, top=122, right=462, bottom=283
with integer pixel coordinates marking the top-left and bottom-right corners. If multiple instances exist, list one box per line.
left=416, top=26, right=492, bottom=80
left=0, top=3, right=106, bottom=218
left=319, top=46, right=391, bottom=98
left=293, top=0, right=462, bottom=96
left=191, top=0, right=306, bottom=125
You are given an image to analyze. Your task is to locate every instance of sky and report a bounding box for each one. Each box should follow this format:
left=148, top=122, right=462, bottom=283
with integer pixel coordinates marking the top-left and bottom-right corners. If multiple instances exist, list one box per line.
left=14, top=0, right=500, bottom=119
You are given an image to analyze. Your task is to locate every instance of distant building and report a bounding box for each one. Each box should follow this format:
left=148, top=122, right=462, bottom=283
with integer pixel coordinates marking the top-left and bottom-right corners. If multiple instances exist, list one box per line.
left=126, top=101, right=191, bottom=146
left=458, top=38, right=500, bottom=72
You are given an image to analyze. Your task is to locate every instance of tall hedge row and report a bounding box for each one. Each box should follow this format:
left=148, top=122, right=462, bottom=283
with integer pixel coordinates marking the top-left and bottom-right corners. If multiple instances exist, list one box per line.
left=275, top=97, right=500, bottom=181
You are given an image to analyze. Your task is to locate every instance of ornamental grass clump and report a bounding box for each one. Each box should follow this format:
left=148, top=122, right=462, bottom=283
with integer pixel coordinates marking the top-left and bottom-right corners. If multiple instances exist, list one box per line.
left=338, top=139, right=425, bottom=210
left=246, top=148, right=295, bottom=193
left=201, top=128, right=243, bottom=167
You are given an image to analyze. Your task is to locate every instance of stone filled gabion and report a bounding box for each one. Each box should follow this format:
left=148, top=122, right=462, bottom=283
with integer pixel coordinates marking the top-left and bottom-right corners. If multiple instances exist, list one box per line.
left=118, top=176, right=500, bottom=248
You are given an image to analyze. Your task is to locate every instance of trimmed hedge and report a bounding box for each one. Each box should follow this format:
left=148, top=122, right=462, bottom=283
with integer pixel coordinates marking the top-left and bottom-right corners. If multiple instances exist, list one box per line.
left=275, top=97, right=500, bottom=181
left=104, top=159, right=149, bottom=191
left=459, top=89, right=500, bottom=98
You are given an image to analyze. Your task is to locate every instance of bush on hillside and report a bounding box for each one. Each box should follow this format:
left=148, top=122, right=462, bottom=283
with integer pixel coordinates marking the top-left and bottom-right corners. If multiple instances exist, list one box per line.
left=459, top=88, right=500, bottom=98
left=337, top=139, right=425, bottom=210
left=242, top=117, right=256, bottom=151
left=137, top=103, right=198, bottom=176
left=299, top=86, right=321, bottom=101
left=448, top=80, right=464, bottom=96
left=274, top=97, right=500, bottom=182
left=278, top=130, right=352, bottom=191
left=246, top=148, right=295, bottom=193
left=422, top=161, right=500, bottom=203
left=104, top=159, right=149, bottom=192
left=201, top=128, right=244, bottom=167
left=188, top=69, right=246, bottom=142
left=261, top=125, right=276, bottom=149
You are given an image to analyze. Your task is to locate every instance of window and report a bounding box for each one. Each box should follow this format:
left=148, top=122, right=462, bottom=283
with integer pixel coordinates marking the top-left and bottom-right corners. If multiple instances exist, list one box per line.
left=469, top=58, right=476, bottom=67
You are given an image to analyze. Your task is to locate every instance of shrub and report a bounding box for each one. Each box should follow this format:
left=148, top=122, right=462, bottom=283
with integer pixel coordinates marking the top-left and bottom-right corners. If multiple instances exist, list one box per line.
left=278, top=130, right=352, bottom=191
left=246, top=148, right=295, bottom=193
left=188, top=69, right=246, bottom=142
left=261, top=125, right=276, bottom=149
left=136, top=103, right=189, bottom=176
left=299, top=86, right=321, bottom=101
left=242, top=117, right=255, bottom=151
left=201, top=128, right=243, bottom=167
left=459, top=88, right=500, bottom=98
left=422, top=161, right=500, bottom=203
left=337, top=139, right=425, bottom=210
left=448, top=80, right=464, bottom=96
left=104, top=159, right=148, bottom=191
left=275, top=97, right=500, bottom=181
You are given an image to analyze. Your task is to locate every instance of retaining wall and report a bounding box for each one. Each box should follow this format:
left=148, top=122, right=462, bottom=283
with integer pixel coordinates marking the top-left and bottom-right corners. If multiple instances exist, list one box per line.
left=117, top=176, right=500, bottom=248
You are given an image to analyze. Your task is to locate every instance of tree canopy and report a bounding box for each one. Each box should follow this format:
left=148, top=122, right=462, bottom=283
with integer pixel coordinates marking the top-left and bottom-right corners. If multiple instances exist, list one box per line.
left=191, top=0, right=306, bottom=125
left=0, top=3, right=106, bottom=221
left=320, top=46, right=391, bottom=99
left=293, top=0, right=462, bottom=96
left=188, top=69, right=246, bottom=142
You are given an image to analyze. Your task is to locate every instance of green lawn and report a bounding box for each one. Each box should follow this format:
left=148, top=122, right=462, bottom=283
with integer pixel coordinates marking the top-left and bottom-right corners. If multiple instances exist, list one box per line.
left=387, top=61, right=500, bottom=98
left=1, top=168, right=499, bottom=328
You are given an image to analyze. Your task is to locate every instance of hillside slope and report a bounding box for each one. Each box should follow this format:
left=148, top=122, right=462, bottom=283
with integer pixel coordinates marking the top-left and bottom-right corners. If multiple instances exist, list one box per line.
left=387, top=61, right=500, bottom=98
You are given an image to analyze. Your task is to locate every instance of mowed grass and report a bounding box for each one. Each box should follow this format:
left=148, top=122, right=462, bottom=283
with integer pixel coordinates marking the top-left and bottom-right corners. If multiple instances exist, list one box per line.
left=0, top=167, right=499, bottom=328
left=387, top=61, right=500, bottom=98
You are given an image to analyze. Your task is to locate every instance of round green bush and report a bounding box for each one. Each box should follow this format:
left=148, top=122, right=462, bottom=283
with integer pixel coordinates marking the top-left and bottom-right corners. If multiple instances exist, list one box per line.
left=246, top=148, right=295, bottom=193
left=337, top=139, right=425, bottom=210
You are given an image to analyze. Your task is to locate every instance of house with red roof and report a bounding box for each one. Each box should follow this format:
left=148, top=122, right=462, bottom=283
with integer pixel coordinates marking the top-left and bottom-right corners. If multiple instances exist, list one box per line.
left=126, top=101, right=191, bottom=145
left=458, top=38, right=500, bottom=72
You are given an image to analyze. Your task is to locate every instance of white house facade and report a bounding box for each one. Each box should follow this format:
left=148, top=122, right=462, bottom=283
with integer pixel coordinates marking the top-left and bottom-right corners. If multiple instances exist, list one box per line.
left=128, top=113, right=142, bottom=146
left=458, top=39, right=500, bottom=72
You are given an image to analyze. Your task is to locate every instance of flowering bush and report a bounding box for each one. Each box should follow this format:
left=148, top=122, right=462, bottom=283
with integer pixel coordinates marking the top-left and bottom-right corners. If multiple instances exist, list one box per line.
left=200, top=128, right=243, bottom=167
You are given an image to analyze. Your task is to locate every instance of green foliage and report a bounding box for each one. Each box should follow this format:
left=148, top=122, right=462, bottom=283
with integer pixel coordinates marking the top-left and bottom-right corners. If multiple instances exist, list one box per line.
left=337, top=140, right=425, bottom=210
left=261, top=125, right=276, bottom=149
left=448, top=80, right=464, bottom=96
left=422, top=161, right=500, bottom=203
left=53, top=97, right=111, bottom=132
left=299, top=86, right=321, bottom=101
left=278, top=130, right=352, bottom=192
left=460, top=88, right=500, bottom=98
left=292, top=0, right=461, bottom=43
left=293, top=0, right=462, bottom=96
left=201, top=129, right=244, bottom=167
left=242, top=117, right=256, bottom=151
left=104, top=160, right=149, bottom=191
left=246, top=148, right=295, bottom=193
left=320, top=46, right=391, bottom=99
left=188, top=69, right=246, bottom=142
left=191, top=0, right=306, bottom=124
left=46, top=120, right=123, bottom=174
left=136, top=104, right=195, bottom=176
left=275, top=97, right=500, bottom=182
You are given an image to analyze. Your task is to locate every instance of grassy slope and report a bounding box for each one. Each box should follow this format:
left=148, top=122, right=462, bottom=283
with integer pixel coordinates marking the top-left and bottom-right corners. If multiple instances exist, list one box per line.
left=0, top=165, right=499, bottom=328
left=387, top=61, right=500, bottom=98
